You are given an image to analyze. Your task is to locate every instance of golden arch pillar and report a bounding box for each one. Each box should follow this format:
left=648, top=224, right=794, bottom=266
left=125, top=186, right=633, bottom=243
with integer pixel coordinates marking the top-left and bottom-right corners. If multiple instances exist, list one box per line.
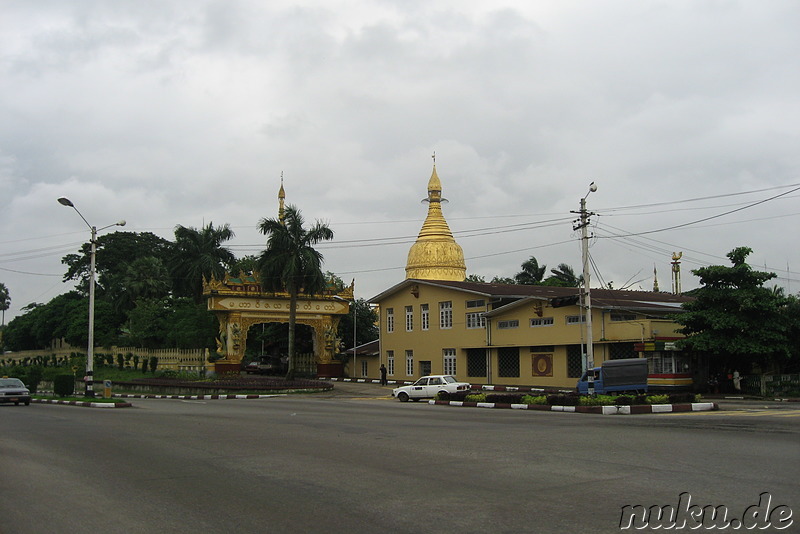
left=204, top=273, right=352, bottom=377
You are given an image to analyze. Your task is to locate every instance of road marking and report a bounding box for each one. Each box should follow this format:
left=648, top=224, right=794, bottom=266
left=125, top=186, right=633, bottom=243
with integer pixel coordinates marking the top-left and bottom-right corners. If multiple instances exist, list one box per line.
left=661, top=409, right=800, bottom=418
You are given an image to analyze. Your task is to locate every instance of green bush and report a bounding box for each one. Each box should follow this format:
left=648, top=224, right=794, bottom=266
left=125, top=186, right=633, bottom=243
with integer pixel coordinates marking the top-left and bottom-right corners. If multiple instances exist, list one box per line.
left=521, top=394, right=548, bottom=405
left=668, top=392, right=697, bottom=404
left=579, top=394, right=617, bottom=406
left=646, top=394, right=670, bottom=404
left=464, top=393, right=487, bottom=403
left=53, top=375, right=75, bottom=397
left=547, top=394, right=581, bottom=406
left=485, top=393, right=525, bottom=404
left=615, top=395, right=634, bottom=405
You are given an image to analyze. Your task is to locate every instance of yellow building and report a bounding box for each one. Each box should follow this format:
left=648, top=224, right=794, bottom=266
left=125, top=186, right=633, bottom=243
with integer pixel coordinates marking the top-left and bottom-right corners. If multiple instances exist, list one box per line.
left=370, top=278, right=692, bottom=388
left=364, top=163, right=694, bottom=388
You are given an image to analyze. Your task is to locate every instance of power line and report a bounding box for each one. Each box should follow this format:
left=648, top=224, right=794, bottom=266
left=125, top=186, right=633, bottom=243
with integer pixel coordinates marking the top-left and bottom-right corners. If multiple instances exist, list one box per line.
left=595, top=185, right=800, bottom=239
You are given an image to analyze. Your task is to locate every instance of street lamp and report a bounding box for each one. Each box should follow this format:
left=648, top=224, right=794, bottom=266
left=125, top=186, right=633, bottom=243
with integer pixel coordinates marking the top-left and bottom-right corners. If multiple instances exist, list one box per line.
left=572, top=183, right=596, bottom=393
left=58, top=197, right=126, bottom=397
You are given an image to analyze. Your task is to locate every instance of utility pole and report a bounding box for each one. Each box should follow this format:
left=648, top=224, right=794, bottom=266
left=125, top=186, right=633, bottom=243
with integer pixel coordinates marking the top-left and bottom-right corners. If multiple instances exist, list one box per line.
left=573, top=183, right=597, bottom=394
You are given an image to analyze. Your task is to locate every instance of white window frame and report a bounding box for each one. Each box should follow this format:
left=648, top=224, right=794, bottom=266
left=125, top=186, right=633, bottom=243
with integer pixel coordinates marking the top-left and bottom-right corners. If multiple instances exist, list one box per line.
left=439, top=301, right=453, bottom=329
left=466, top=312, right=486, bottom=329
left=405, top=305, right=413, bottom=332
left=498, top=319, right=519, bottom=329
left=443, top=348, right=457, bottom=376
left=530, top=317, right=555, bottom=327
left=387, top=351, right=395, bottom=375
left=421, top=304, right=430, bottom=331
left=386, top=308, right=394, bottom=333
left=566, top=315, right=586, bottom=324
left=361, top=359, right=368, bottom=377
left=405, top=350, right=414, bottom=376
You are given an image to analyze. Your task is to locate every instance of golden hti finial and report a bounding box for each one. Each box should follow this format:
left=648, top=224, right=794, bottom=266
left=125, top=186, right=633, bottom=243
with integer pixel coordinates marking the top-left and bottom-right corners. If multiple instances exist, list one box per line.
left=405, top=158, right=466, bottom=281
left=278, top=172, right=286, bottom=223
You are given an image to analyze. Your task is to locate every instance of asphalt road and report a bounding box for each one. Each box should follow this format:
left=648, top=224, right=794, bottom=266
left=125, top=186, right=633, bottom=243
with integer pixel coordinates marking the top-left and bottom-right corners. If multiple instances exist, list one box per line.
left=1, top=384, right=797, bottom=534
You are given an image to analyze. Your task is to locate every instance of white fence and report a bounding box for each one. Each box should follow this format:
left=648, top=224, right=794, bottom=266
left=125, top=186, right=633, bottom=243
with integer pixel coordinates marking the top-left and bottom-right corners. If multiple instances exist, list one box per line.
left=2, top=346, right=213, bottom=373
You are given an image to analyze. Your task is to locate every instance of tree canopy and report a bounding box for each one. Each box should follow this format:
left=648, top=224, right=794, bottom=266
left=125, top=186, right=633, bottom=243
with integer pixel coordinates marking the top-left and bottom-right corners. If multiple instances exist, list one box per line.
left=673, top=247, right=793, bottom=372
left=169, top=223, right=236, bottom=302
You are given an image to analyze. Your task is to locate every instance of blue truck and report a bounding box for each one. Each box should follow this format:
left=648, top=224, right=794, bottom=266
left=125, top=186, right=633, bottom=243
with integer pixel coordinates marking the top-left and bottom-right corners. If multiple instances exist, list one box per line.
left=576, top=358, right=649, bottom=395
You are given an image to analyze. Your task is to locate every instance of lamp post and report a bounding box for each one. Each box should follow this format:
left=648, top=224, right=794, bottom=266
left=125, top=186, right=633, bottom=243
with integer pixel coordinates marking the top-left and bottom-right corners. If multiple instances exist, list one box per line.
left=573, top=183, right=597, bottom=394
left=58, top=197, right=125, bottom=397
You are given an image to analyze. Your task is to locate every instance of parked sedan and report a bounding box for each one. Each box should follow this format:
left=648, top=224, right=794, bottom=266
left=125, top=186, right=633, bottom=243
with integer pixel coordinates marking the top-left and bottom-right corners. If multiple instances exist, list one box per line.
left=0, top=377, right=31, bottom=406
left=392, top=375, right=472, bottom=402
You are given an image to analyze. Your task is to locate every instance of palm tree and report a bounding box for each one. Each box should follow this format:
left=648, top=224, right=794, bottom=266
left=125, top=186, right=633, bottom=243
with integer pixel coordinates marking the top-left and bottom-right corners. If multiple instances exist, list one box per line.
left=545, top=263, right=583, bottom=287
left=515, top=256, right=547, bottom=285
left=0, top=282, right=9, bottom=328
left=169, top=223, right=236, bottom=302
left=257, top=205, right=334, bottom=380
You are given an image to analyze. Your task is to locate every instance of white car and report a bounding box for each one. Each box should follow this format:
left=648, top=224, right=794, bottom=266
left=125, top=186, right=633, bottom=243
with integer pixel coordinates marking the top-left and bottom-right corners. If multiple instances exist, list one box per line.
left=392, top=375, right=471, bottom=402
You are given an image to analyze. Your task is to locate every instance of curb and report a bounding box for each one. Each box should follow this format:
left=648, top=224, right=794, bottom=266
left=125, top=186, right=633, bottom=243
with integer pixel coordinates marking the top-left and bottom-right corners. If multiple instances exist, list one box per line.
left=320, top=377, right=573, bottom=393
left=428, top=400, right=719, bottom=415
left=111, top=393, right=284, bottom=400
left=32, top=399, right=133, bottom=408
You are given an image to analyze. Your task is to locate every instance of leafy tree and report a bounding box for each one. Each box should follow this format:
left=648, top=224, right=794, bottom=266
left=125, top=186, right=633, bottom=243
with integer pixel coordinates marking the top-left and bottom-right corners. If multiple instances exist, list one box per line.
left=2, top=302, right=44, bottom=350
left=0, top=282, right=9, bottom=328
left=168, top=298, right=218, bottom=349
left=515, top=256, right=547, bottom=285
left=491, top=276, right=516, bottom=284
left=338, top=298, right=379, bottom=349
left=257, top=205, right=334, bottom=379
left=169, top=223, right=236, bottom=302
left=127, top=298, right=172, bottom=349
left=783, top=294, right=800, bottom=372
left=465, top=274, right=486, bottom=283
left=324, top=271, right=346, bottom=292
left=110, top=256, right=172, bottom=313
left=229, top=254, right=259, bottom=277
left=62, top=298, right=122, bottom=349
left=2, top=292, right=123, bottom=350
left=673, top=247, right=792, bottom=372
left=62, top=231, right=172, bottom=295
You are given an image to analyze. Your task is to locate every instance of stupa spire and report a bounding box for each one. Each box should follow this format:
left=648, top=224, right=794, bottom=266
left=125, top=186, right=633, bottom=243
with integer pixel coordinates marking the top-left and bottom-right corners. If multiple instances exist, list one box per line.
left=405, top=159, right=467, bottom=281
left=278, top=172, right=286, bottom=223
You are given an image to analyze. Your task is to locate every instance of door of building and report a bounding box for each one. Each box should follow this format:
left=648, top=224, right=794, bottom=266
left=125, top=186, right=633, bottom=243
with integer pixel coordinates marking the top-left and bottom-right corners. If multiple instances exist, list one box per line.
left=420, top=360, right=432, bottom=377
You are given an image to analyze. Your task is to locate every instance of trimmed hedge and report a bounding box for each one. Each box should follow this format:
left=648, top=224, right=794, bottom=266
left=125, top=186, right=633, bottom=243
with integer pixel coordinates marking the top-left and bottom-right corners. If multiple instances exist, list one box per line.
left=485, top=393, right=526, bottom=404
left=669, top=392, right=698, bottom=404
left=546, top=394, right=581, bottom=406
left=53, top=375, right=75, bottom=397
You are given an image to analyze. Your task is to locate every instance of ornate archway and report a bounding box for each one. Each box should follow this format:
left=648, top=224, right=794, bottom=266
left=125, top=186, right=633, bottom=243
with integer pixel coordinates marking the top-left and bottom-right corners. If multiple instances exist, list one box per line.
left=204, top=273, right=352, bottom=377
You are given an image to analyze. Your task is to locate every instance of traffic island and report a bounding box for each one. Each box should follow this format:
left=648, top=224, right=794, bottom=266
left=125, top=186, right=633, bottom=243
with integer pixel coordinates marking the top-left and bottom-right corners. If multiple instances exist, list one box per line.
left=429, top=400, right=718, bottom=414
left=32, top=399, right=133, bottom=408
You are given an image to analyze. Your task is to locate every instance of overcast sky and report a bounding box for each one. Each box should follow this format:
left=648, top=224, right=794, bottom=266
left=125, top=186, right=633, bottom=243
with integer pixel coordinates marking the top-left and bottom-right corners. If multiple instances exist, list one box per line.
left=2, top=0, right=799, bottom=322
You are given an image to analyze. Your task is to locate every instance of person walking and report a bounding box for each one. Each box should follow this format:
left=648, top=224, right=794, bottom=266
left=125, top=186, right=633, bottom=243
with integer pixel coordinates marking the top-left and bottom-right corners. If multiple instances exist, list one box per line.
left=380, top=363, right=388, bottom=386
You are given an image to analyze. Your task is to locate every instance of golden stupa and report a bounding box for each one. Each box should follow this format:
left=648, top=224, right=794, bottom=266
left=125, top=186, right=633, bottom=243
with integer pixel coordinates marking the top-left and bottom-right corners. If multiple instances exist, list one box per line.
left=405, top=163, right=467, bottom=281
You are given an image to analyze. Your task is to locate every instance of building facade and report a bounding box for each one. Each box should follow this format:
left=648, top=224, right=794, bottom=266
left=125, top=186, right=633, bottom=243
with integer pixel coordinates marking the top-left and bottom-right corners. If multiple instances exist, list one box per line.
left=359, top=162, right=693, bottom=388
left=370, top=279, right=692, bottom=388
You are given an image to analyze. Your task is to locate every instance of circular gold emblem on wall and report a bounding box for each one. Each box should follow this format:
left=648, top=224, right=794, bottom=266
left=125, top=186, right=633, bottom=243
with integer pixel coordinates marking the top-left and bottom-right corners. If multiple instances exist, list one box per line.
left=532, top=354, right=553, bottom=377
